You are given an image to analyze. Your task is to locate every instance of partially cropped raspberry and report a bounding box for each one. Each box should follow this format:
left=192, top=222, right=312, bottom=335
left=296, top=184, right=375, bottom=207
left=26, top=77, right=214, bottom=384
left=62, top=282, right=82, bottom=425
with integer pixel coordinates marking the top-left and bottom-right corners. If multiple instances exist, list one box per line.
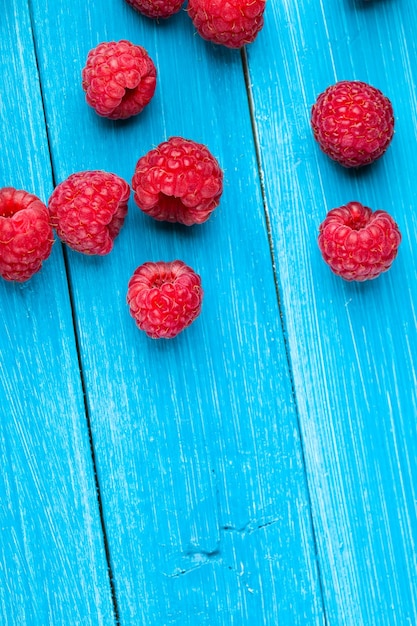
left=132, top=137, right=223, bottom=225
left=127, top=260, right=203, bottom=338
left=82, top=40, right=157, bottom=120
left=311, top=80, right=394, bottom=168
left=0, top=187, right=54, bottom=282
left=125, top=0, right=184, bottom=18
left=188, top=0, right=266, bottom=48
left=48, top=171, right=130, bottom=255
left=318, top=201, right=401, bottom=281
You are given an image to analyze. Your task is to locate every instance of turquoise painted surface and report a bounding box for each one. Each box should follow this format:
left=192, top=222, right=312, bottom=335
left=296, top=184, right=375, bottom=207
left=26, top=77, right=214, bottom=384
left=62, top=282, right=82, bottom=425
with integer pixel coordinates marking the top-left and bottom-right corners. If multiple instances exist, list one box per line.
left=0, top=2, right=115, bottom=624
left=246, top=0, right=417, bottom=624
left=0, top=0, right=416, bottom=624
left=29, top=1, right=324, bottom=623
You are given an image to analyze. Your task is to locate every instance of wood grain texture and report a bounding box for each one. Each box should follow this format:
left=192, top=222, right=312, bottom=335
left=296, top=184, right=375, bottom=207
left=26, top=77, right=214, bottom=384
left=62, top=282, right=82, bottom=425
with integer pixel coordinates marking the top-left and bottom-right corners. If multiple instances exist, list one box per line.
left=29, top=1, right=326, bottom=624
left=0, top=2, right=115, bottom=624
left=246, top=0, right=417, bottom=624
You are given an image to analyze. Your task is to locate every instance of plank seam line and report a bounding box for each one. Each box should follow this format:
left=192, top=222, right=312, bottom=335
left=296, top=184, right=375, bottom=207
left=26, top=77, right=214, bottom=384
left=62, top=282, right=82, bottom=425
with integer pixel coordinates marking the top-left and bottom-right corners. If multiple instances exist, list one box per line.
left=240, top=46, right=329, bottom=626
left=26, top=3, right=121, bottom=624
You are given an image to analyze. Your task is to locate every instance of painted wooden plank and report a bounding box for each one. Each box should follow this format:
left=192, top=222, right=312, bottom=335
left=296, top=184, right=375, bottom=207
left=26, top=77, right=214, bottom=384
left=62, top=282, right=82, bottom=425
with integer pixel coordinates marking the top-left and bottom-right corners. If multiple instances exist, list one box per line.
left=246, top=0, right=417, bottom=624
left=0, top=2, right=116, bottom=624
left=30, top=1, right=326, bottom=623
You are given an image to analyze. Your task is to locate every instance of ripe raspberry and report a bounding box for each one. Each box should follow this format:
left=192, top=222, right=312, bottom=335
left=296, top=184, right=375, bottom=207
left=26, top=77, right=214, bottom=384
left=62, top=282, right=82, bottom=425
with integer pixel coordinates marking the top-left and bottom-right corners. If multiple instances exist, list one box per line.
left=82, top=40, right=157, bottom=120
left=187, top=0, right=266, bottom=49
left=132, top=136, right=223, bottom=226
left=318, top=201, right=401, bottom=281
left=311, top=80, right=394, bottom=168
left=48, top=171, right=130, bottom=255
left=125, top=0, right=184, bottom=18
left=127, top=260, right=203, bottom=338
left=0, top=187, right=54, bottom=282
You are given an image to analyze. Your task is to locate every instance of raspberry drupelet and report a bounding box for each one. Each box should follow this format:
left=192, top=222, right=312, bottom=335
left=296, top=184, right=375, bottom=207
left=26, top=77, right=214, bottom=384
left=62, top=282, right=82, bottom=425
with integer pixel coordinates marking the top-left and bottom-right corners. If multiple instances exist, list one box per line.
left=0, top=187, right=54, bottom=282
left=132, top=136, right=223, bottom=226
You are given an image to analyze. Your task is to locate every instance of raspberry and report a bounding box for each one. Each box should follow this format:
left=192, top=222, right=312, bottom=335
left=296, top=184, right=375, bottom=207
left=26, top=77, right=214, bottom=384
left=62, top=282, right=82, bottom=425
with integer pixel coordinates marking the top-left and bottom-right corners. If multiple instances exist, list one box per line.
left=311, top=80, right=395, bottom=168
left=125, top=0, right=184, bottom=18
left=82, top=40, right=157, bottom=120
left=187, top=0, right=266, bottom=49
left=132, top=136, right=223, bottom=225
left=318, top=201, right=401, bottom=281
left=127, top=260, right=203, bottom=338
left=0, top=187, right=54, bottom=282
left=48, top=171, right=130, bottom=255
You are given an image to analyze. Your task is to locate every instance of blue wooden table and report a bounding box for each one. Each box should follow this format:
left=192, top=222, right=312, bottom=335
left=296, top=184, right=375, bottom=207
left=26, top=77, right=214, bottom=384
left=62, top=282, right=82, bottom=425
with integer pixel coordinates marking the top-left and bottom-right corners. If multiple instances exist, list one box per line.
left=1, top=1, right=417, bottom=624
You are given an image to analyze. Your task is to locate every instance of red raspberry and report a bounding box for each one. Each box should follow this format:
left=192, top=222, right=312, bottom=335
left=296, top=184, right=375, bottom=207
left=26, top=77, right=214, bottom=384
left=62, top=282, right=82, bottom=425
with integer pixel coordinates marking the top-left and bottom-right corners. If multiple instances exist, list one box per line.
left=187, top=0, right=266, bottom=49
left=318, top=201, right=401, bottom=281
left=48, top=171, right=130, bottom=255
left=127, top=260, right=203, bottom=338
left=0, top=187, right=54, bottom=282
left=132, top=137, right=223, bottom=226
left=82, top=40, right=157, bottom=120
left=311, top=80, right=395, bottom=168
left=125, top=0, right=184, bottom=18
